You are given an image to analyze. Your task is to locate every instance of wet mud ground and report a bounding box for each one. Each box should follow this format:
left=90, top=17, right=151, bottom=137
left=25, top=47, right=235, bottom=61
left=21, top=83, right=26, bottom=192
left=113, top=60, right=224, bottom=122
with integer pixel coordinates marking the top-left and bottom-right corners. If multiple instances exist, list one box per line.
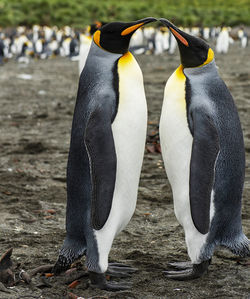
left=0, top=42, right=249, bottom=298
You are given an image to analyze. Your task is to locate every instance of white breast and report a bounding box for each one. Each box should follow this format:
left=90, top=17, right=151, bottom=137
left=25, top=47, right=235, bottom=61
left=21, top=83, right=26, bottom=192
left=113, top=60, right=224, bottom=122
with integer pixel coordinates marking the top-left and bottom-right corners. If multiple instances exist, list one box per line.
left=78, top=35, right=92, bottom=75
left=112, top=52, right=147, bottom=230
left=160, top=66, right=193, bottom=202
left=94, top=52, right=147, bottom=272
left=159, top=67, right=208, bottom=264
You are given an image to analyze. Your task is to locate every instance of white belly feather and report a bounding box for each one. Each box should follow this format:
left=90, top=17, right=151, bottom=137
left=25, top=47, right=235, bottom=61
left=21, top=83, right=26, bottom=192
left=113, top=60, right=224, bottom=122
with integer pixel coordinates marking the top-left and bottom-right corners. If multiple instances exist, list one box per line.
left=160, top=66, right=193, bottom=224
left=159, top=66, right=208, bottom=263
left=94, top=52, right=147, bottom=271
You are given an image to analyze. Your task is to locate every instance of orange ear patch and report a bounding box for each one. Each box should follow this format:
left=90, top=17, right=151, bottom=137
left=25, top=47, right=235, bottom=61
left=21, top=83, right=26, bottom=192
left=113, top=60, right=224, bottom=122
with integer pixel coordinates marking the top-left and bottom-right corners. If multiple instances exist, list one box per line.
left=93, top=30, right=102, bottom=48
left=170, top=28, right=189, bottom=47
left=121, top=23, right=144, bottom=36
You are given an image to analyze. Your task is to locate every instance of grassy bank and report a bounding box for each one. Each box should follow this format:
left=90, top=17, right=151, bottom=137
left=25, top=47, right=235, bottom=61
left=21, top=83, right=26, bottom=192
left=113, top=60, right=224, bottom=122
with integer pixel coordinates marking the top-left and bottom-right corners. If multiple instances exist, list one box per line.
left=0, top=0, right=249, bottom=28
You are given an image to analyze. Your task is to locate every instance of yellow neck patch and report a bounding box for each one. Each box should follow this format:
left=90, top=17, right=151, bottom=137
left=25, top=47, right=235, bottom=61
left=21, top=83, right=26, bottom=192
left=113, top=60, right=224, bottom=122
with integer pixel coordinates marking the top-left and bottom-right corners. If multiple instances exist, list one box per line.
left=200, top=48, right=214, bottom=67
left=121, top=23, right=143, bottom=36
left=118, top=51, right=133, bottom=68
left=175, top=64, right=185, bottom=80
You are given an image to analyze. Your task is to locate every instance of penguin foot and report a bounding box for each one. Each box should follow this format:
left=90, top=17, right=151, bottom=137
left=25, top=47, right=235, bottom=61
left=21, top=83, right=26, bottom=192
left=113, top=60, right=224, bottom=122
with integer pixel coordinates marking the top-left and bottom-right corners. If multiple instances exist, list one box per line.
left=52, top=255, right=71, bottom=275
left=164, top=259, right=211, bottom=280
left=168, top=261, right=193, bottom=270
left=107, top=262, right=138, bottom=278
left=52, top=246, right=85, bottom=275
left=89, top=271, right=131, bottom=291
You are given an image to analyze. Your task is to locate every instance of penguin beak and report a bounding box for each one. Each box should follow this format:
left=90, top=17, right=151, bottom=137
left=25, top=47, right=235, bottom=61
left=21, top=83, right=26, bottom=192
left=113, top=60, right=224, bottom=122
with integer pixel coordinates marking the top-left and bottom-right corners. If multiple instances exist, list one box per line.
left=159, top=18, right=189, bottom=47
left=121, top=17, right=156, bottom=36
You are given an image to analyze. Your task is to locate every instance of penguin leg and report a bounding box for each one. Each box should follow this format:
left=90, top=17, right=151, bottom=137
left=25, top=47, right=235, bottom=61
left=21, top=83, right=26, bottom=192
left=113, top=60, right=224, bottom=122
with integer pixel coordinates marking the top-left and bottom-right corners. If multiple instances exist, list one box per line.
left=89, top=271, right=132, bottom=291
left=52, top=255, right=78, bottom=275
left=52, top=251, right=85, bottom=275
left=164, top=259, right=211, bottom=280
left=52, top=238, right=87, bottom=274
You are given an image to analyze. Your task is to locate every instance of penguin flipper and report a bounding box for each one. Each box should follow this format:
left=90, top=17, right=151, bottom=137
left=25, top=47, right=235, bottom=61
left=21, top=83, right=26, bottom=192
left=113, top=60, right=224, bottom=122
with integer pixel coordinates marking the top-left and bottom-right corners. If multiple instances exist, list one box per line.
left=190, top=111, right=220, bottom=234
left=85, top=106, right=117, bottom=231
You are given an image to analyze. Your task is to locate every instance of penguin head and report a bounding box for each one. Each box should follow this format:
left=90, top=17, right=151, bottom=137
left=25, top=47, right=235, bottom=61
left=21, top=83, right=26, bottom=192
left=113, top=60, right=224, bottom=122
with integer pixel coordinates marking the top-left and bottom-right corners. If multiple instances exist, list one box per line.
left=93, top=17, right=156, bottom=54
left=159, top=18, right=214, bottom=68
left=87, top=22, right=102, bottom=36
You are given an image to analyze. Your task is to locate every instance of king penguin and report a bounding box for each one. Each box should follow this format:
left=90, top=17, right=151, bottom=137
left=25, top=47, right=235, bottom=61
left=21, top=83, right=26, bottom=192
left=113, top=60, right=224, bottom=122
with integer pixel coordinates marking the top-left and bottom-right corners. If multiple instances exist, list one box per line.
left=0, top=37, right=4, bottom=65
left=216, top=26, right=231, bottom=54
left=159, top=18, right=249, bottom=280
left=52, top=17, right=156, bottom=290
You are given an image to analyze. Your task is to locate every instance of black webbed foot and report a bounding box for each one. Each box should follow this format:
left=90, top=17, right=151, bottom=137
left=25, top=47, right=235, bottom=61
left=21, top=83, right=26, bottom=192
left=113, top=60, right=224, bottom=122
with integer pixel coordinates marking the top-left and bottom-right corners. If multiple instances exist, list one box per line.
left=168, top=261, right=193, bottom=270
left=107, top=262, right=138, bottom=278
left=89, top=271, right=132, bottom=291
left=164, top=259, right=211, bottom=280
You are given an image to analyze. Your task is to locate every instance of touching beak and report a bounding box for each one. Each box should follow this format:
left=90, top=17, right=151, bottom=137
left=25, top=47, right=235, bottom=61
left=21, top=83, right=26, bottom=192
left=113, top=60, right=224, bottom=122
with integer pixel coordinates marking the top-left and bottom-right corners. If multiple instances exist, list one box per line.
left=159, top=18, right=189, bottom=47
left=121, top=17, right=157, bottom=36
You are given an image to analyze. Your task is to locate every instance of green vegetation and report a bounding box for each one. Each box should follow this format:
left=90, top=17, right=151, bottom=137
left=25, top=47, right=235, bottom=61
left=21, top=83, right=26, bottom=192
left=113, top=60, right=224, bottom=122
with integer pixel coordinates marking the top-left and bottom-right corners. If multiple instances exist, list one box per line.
left=0, top=0, right=249, bottom=28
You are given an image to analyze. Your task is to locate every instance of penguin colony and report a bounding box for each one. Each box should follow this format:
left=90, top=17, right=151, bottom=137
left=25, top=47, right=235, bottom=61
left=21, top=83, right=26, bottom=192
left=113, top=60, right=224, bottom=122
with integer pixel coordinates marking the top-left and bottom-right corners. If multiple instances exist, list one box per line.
left=0, top=24, right=248, bottom=69
left=1, top=18, right=249, bottom=291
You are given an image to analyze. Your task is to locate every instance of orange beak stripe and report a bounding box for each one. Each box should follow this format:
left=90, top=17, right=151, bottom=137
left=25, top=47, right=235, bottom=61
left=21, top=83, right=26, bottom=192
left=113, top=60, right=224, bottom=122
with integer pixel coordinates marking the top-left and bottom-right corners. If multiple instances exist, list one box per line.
left=121, top=23, right=144, bottom=36
left=170, top=28, right=189, bottom=47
